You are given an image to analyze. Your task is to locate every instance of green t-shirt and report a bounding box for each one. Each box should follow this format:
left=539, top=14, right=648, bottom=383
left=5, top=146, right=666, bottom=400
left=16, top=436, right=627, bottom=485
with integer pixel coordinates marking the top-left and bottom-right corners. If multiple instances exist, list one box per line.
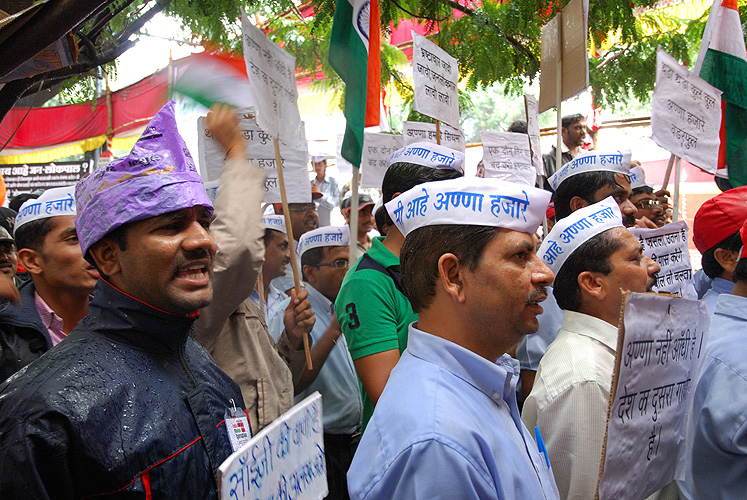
left=335, top=237, right=417, bottom=431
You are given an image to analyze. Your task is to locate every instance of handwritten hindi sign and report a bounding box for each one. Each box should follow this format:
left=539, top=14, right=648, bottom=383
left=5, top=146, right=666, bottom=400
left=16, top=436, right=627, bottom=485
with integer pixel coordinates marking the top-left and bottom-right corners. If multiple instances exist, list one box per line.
left=412, top=33, right=459, bottom=128
left=480, top=131, right=535, bottom=186
left=597, top=292, right=709, bottom=500
left=241, top=11, right=305, bottom=149
left=218, top=393, right=327, bottom=500
left=539, top=0, right=590, bottom=113
left=630, top=221, right=697, bottom=300
left=402, top=121, right=465, bottom=152
left=651, top=49, right=722, bottom=174
left=197, top=109, right=311, bottom=203
left=360, top=133, right=404, bottom=189
left=524, top=94, right=543, bottom=176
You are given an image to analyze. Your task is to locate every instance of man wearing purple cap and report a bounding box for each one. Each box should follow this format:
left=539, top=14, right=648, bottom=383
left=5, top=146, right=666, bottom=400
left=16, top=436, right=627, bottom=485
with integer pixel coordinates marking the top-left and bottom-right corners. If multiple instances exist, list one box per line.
left=0, top=102, right=245, bottom=499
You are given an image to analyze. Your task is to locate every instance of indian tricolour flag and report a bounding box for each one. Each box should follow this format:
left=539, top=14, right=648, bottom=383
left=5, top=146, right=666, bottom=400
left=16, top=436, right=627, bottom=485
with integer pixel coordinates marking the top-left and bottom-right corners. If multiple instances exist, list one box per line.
left=172, top=52, right=254, bottom=110
left=329, top=0, right=381, bottom=167
left=694, top=0, right=747, bottom=187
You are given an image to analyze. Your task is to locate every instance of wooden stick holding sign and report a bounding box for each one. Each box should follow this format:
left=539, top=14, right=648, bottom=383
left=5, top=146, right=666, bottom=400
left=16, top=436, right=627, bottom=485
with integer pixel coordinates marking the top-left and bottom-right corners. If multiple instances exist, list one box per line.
left=273, top=138, right=313, bottom=370
left=256, top=271, right=265, bottom=319
left=555, top=11, right=563, bottom=172
left=435, top=120, right=441, bottom=145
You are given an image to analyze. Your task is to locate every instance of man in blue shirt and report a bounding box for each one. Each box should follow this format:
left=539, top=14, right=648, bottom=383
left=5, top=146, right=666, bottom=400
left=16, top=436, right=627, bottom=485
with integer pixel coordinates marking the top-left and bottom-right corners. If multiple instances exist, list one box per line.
left=348, top=178, right=559, bottom=500
left=691, top=186, right=747, bottom=314
left=681, top=218, right=747, bottom=499
left=270, top=225, right=362, bottom=500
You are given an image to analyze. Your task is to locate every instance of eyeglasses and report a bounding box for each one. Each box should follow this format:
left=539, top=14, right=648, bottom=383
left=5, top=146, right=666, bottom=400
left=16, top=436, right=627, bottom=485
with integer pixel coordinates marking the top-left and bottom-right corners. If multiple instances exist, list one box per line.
left=315, top=259, right=349, bottom=270
left=289, top=204, right=317, bottom=213
left=0, top=242, right=16, bottom=255
left=634, top=199, right=666, bottom=210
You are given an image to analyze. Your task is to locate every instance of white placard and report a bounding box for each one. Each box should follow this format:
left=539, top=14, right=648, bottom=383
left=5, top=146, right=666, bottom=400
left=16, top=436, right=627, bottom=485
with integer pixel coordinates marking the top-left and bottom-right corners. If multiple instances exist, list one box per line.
left=197, top=110, right=311, bottom=203
left=651, top=49, right=722, bottom=174
left=241, top=11, right=305, bottom=149
left=402, top=121, right=465, bottom=152
left=630, top=221, right=697, bottom=300
left=480, top=131, right=535, bottom=186
left=360, top=133, right=404, bottom=189
left=335, top=134, right=354, bottom=176
left=412, top=33, right=459, bottom=128
left=524, top=94, right=543, bottom=176
left=218, top=393, right=327, bottom=500
left=597, top=293, right=709, bottom=500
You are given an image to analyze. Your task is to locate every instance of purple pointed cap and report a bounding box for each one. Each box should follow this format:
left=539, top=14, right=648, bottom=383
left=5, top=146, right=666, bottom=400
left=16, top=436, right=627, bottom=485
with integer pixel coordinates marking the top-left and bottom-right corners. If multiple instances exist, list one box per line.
left=75, top=101, right=212, bottom=258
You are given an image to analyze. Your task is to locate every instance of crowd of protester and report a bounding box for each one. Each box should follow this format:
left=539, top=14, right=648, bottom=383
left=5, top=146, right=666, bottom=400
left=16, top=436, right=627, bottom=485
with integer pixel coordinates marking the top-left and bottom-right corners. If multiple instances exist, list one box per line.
left=0, top=104, right=744, bottom=500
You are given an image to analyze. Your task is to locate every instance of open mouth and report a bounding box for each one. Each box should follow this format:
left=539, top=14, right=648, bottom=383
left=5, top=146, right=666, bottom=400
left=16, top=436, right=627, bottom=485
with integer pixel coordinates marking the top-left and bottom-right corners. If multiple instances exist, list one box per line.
left=85, top=265, right=101, bottom=279
left=175, top=261, right=211, bottom=286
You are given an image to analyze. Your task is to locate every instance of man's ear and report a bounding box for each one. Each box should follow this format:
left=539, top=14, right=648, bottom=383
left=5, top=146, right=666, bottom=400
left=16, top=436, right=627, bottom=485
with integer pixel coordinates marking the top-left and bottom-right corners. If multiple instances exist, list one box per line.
left=578, top=270, right=607, bottom=302
left=714, top=248, right=739, bottom=274
left=569, top=196, right=590, bottom=213
left=88, top=238, right=122, bottom=278
left=437, top=253, right=466, bottom=304
left=18, top=248, right=43, bottom=276
left=302, top=264, right=317, bottom=285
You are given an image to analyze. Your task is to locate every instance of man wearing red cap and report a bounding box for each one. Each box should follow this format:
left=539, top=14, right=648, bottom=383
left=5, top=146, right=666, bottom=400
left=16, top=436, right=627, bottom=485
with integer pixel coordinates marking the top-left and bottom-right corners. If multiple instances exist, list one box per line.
left=681, top=218, right=747, bottom=499
left=692, top=186, right=747, bottom=314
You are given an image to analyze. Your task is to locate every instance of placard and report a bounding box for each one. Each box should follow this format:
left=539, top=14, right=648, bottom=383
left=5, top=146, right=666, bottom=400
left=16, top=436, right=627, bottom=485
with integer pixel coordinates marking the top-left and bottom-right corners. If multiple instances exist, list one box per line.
left=538, top=0, right=590, bottom=113
left=335, top=134, right=354, bottom=175
left=651, top=49, right=722, bottom=175
left=241, top=11, right=305, bottom=149
left=360, top=133, right=404, bottom=189
left=197, top=109, right=311, bottom=203
left=411, top=33, right=459, bottom=128
left=629, top=221, right=696, bottom=299
left=597, top=292, right=709, bottom=500
left=480, top=131, right=535, bottom=186
left=0, top=160, right=92, bottom=197
left=402, top=121, right=465, bottom=152
left=524, top=94, right=543, bottom=175
left=218, top=393, right=327, bottom=500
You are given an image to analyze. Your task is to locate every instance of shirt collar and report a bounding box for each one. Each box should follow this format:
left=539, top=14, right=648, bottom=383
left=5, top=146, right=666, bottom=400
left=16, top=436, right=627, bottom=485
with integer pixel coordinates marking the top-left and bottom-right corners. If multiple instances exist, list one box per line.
left=712, top=277, right=735, bottom=295
left=714, top=293, right=747, bottom=321
left=306, top=283, right=334, bottom=316
left=365, top=236, right=399, bottom=269
left=34, top=291, right=64, bottom=339
left=406, top=324, right=519, bottom=405
left=561, top=309, right=619, bottom=351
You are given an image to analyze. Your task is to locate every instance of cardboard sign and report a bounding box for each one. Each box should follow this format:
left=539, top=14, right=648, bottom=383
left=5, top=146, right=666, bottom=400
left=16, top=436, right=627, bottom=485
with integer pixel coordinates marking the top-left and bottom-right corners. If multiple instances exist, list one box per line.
left=218, top=393, right=327, bottom=500
left=480, top=131, right=535, bottom=186
left=241, top=11, right=305, bottom=149
left=197, top=109, right=311, bottom=203
left=630, top=221, right=697, bottom=299
left=524, top=94, right=543, bottom=175
left=651, top=49, right=722, bottom=175
left=360, top=133, right=404, bottom=189
left=402, top=121, right=465, bottom=152
left=596, top=292, right=709, bottom=500
left=539, top=0, right=590, bottom=113
left=412, top=33, right=460, bottom=128
left=0, top=160, right=92, bottom=198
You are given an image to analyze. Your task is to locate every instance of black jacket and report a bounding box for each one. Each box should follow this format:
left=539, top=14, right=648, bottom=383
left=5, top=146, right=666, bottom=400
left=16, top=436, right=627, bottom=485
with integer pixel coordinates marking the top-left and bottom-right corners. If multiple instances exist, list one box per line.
left=0, top=279, right=246, bottom=499
left=0, top=280, right=52, bottom=383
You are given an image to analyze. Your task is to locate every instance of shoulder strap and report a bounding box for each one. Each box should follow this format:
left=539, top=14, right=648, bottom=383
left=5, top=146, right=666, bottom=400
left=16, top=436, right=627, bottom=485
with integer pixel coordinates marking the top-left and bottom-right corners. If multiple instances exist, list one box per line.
left=355, top=253, right=404, bottom=295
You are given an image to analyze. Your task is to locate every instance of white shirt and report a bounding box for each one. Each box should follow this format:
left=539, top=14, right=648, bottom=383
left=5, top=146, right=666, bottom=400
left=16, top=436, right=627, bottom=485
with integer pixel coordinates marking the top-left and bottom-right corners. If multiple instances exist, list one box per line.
left=521, top=310, right=616, bottom=500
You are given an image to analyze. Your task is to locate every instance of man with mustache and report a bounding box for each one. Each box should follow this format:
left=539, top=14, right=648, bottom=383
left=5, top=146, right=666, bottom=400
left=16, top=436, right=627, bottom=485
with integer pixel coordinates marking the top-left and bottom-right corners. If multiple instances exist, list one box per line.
left=348, top=178, right=559, bottom=499
left=249, top=215, right=292, bottom=321
left=0, top=186, right=99, bottom=382
left=522, top=197, right=660, bottom=500
left=0, top=102, right=246, bottom=498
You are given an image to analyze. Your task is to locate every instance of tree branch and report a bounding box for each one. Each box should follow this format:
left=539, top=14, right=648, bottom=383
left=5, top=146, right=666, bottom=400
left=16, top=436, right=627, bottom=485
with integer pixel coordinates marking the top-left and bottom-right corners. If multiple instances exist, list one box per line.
left=387, top=0, right=449, bottom=21
left=88, top=0, right=141, bottom=43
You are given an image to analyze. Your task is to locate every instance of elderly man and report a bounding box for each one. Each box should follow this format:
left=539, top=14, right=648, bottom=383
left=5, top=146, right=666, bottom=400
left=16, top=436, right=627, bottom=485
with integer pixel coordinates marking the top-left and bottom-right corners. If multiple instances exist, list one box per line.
left=348, top=177, right=558, bottom=499
left=0, top=102, right=245, bottom=498
left=335, top=141, right=463, bottom=432
left=681, top=219, right=747, bottom=499
left=523, top=197, right=661, bottom=500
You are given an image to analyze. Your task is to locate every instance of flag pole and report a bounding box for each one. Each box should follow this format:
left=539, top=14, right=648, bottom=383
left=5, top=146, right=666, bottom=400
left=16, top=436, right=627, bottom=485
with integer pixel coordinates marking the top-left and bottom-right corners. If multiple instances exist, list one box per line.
left=350, top=167, right=360, bottom=265
left=555, top=11, right=563, bottom=171
left=273, top=137, right=313, bottom=370
left=673, top=156, right=681, bottom=223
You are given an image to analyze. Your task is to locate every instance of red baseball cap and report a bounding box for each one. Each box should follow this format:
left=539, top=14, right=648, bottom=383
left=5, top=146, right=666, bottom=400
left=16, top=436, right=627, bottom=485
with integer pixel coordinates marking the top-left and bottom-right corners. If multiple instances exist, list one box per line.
left=693, top=186, right=747, bottom=253
left=741, top=218, right=747, bottom=260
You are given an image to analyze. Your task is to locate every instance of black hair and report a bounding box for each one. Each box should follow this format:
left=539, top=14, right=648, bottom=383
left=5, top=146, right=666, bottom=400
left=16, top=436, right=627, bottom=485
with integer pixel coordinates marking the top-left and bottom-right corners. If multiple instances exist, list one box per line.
left=734, top=252, right=747, bottom=282
left=9, top=193, right=39, bottom=213
left=701, top=232, right=742, bottom=279
left=300, top=246, right=325, bottom=282
left=400, top=225, right=501, bottom=312
left=554, top=170, right=623, bottom=220
left=562, top=113, right=585, bottom=129
left=14, top=218, right=54, bottom=252
left=507, top=120, right=528, bottom=133
left=631, top=186, right=655, bottom=197
left=553, top=230, right=624, bottom=312
left=374, top=205, right=389, bottom=236
left=382, top=162, right=463, bottom=226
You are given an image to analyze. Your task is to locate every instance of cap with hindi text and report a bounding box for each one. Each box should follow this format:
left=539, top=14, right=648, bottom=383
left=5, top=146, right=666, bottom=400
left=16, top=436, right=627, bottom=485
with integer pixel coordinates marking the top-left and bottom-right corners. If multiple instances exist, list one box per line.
left=385, top=177, right=551, bottom=237
left=538, top=197, right=623, bottom=275
left=629, top=166, right=653, bottom=190
left=387, top=141, right=464, bottom=173
left=548, top=150, right=632, bottom=191
left=15, top=186, right=76, bottom=236
left=297, top=225, right=349, bottom=259
left=262, top=215, right=287, bottom=234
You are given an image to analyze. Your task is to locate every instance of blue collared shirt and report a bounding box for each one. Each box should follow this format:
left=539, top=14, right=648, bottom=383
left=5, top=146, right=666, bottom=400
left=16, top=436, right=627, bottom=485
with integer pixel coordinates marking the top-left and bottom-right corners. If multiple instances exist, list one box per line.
left=268, top=284, right=362, bottom=434
left=700, top=277, right=734, bottom=315
left=347, top=325, right=559, bottom=500
left=249, top=283, right=287, bottom=324
left=680, top=293, right=747, bottom=499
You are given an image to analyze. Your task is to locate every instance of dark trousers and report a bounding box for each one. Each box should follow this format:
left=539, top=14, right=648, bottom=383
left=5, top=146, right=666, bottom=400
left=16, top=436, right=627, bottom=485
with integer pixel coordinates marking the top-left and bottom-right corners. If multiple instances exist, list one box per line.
left=323, top=432, right=360, bottom=500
